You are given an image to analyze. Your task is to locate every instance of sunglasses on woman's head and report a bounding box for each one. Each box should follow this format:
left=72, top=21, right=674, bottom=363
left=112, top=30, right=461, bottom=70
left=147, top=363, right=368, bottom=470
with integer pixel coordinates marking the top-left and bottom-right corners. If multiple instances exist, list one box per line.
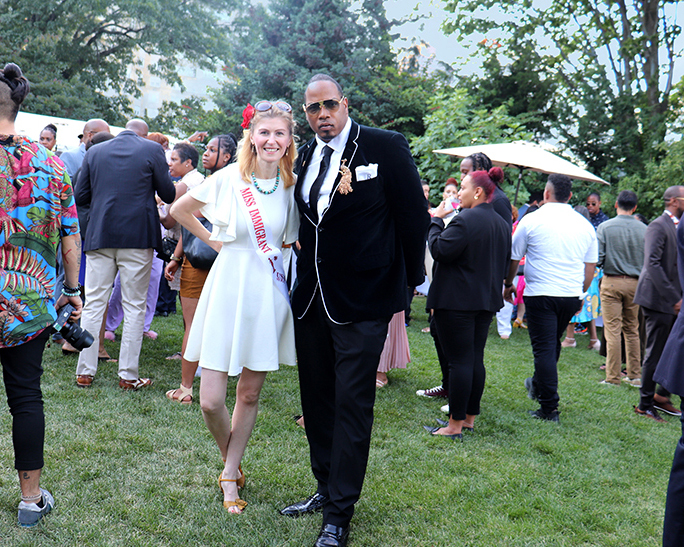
left=302, top=97, right=345, bottom=115
left=254, top=100, right=292, bottom=113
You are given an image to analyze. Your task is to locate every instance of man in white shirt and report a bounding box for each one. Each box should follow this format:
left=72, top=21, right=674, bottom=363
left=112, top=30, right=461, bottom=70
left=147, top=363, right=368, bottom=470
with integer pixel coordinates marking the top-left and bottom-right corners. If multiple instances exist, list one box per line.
left=504, top=174, right=598, bottom=422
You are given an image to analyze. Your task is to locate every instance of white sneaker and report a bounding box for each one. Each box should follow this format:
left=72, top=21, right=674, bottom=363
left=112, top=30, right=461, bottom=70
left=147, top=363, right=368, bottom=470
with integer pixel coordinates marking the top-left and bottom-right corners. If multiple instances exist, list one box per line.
left=416, top=385, right=448, bottom=398
left=622, top=377, right=642, bottom=388
left=440, top=404, right=449, bottom=414
left=18, top=488, right=54, bottom=527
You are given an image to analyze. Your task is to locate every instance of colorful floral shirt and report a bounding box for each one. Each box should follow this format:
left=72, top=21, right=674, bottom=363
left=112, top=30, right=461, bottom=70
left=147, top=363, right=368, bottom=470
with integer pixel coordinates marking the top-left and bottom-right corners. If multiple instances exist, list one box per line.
left=0, top=135, right=79, bottom=347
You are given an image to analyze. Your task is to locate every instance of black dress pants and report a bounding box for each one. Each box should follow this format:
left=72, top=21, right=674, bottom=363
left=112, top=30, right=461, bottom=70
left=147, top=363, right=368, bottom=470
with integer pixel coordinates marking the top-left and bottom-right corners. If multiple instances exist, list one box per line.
left=1, top=329, right=49, bottom=470
left=155, top=273, right=177, bottom=314
left=295, top=292, right=389, bottom=527
left=428, top=312, right=449, bottom=389
left=524, top=296, right=580, bottom=414
left=433, top=309, right=493, bottom=420
left=664, top=411, right=684, bottom=547
left=639, top=307, right=675, bottom=409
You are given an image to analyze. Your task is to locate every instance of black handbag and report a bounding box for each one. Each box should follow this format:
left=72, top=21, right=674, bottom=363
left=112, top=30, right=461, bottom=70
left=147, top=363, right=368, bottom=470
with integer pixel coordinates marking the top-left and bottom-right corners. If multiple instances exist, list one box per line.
left=182, top=217, right=218, bottom=270
left=159, top=236, right=179, bottom=263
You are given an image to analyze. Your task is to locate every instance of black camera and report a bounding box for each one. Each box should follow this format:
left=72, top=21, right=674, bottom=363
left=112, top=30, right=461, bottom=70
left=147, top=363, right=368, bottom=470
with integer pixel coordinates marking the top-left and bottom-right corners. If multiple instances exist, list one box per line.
left=52, top=304, right=94, bottom=351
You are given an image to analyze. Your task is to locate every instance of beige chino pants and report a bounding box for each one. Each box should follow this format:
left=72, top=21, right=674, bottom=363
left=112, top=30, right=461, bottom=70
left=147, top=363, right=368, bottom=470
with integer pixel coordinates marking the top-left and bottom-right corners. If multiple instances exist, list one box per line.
left=76, top=248, right=153, bottom=381
left=600, top=275, right=641, bottom=384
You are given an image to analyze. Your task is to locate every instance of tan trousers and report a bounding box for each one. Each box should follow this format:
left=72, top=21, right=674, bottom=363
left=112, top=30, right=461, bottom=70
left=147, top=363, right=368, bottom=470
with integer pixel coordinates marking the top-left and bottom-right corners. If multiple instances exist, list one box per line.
left=76, top=248, right=153, bottom=381
left=600, top=276, right=641, bottom=383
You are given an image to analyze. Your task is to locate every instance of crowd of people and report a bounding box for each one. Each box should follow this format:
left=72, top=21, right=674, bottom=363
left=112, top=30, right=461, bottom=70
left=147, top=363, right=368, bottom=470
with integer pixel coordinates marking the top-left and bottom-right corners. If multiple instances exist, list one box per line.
left=2, top=61, right=684, bottom=546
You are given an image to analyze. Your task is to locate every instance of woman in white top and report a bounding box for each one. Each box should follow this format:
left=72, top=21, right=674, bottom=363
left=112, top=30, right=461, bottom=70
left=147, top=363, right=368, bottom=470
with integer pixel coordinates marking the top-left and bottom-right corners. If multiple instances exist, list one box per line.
left=170, top=101, right=298, bottom=513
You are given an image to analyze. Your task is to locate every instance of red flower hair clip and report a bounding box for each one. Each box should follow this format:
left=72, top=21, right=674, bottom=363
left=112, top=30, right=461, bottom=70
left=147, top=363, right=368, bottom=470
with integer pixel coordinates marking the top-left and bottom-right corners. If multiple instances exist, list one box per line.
left=241, top=103, right=255, bottom=129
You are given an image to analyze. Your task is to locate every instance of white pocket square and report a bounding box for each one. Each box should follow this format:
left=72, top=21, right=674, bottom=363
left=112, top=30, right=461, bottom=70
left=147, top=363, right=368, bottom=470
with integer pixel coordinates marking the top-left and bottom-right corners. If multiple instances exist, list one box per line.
left=355, top=164, right=378, bottom=181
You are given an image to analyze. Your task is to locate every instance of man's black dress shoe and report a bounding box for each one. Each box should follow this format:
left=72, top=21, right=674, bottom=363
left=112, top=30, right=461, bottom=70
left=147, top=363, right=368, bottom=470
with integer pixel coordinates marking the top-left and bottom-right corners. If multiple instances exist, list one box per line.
left=314, top=523, right=349, bottom=547
left=280, top=492, right=328, bottom=517
left=528, top=408, right=560, bottom=423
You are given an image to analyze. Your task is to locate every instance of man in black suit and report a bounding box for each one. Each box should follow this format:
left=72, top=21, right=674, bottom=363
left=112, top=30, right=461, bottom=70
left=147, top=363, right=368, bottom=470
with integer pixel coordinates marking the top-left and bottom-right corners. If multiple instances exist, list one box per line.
left=280, top=74, right=429, bottom=547
left=74, top=119, right=176, bottom=390
left=634, top=186, right=684, bottom=421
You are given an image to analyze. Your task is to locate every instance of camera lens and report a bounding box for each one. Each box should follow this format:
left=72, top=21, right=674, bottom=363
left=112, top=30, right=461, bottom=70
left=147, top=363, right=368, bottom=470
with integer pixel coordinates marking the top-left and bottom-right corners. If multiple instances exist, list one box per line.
left=61, top=322, right=94, bottom=351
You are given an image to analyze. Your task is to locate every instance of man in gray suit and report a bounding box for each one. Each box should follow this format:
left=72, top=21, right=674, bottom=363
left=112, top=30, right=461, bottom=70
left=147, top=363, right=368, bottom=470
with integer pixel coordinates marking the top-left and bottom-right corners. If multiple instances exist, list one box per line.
left=634, top=186, right=684, bottom=421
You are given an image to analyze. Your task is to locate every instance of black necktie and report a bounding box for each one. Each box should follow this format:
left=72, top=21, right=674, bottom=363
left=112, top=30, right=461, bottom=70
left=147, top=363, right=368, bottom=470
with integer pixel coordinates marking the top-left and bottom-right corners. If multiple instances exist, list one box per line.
left=308, top=145, right=334, bottom=221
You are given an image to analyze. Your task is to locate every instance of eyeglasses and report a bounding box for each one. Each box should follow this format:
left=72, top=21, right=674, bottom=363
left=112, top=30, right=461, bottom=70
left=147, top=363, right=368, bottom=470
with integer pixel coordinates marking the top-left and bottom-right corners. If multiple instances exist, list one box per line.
left=254, top=100, right=292, bottom=113
left=302, top=97, right=346, bottom=115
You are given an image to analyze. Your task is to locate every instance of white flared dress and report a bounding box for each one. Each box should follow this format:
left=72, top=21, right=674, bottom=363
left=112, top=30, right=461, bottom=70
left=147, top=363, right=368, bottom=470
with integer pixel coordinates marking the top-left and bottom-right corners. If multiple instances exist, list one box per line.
left=183, top=164, right=299, bottom=375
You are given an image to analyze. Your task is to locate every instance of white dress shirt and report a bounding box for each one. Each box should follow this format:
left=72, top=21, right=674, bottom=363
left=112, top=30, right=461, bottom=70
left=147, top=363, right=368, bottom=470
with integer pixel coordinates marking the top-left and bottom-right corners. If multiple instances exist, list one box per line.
left=511, top=202, right=598, bottom=297
left=300, top=118, right=352, bottom=220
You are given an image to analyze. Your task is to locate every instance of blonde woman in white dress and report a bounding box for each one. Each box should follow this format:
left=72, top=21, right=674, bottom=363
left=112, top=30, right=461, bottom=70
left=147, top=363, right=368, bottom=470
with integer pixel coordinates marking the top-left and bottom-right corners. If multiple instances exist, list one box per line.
left=170, top=101, right=299, bottom=513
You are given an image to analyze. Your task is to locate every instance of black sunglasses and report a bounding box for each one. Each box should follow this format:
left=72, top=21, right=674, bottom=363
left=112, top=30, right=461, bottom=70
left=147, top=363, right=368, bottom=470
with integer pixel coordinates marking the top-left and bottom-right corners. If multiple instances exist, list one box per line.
left=254, top=100, right=292, bottom=113
left=302, top=97, right=346, bottom=115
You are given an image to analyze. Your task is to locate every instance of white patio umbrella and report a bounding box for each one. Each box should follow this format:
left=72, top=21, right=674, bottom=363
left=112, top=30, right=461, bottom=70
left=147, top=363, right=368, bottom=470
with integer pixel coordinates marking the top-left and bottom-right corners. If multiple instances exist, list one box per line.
left=433, top=141, right=609, bottom=205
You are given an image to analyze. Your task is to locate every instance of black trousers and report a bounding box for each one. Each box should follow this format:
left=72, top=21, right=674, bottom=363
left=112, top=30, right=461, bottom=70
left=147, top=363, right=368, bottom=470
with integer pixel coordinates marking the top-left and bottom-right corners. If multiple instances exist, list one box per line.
left=524, top=296, right=580, bottom=413
left=433, top=309, right=493, bottom=420
left=155, top=273, right=177, bottom=314
left=664, top=411, right=684, bottom=547
left=1, top=329, right=49, bottom=470
left=295, top=292, right=389, bottom=528
left=639, top=306, right=674, bottom=409
left=428, top=312, right=449, bottom=389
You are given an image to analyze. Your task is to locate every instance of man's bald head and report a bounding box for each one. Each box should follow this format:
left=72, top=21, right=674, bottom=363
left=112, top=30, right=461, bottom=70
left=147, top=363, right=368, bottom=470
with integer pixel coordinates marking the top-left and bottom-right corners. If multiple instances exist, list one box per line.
left=82, top=118, right=110, bottom=146
left=664, top=185, right=684, bottom=219
left=125, top=119, right=149, bottom=137
left=663, top=186, right=684, bottom=201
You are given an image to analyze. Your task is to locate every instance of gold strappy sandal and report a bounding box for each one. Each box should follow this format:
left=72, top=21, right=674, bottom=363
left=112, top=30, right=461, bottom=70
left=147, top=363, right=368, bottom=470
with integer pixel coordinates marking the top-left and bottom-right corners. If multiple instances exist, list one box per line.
left=220, top=461, right=245, bottom=489
left=218, top=475, right=247, bottom=513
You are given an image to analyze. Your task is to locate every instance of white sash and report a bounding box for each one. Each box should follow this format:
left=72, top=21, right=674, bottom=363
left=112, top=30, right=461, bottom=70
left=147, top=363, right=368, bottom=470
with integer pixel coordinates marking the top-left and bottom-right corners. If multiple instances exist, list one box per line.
left=236, top=185, right=289, bottom=303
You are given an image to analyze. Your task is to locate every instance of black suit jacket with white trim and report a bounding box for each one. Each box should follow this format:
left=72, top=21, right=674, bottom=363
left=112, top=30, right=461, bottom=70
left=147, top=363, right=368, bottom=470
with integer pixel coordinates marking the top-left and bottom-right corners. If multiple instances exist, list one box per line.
left=292, top=120, right=430, bottom=324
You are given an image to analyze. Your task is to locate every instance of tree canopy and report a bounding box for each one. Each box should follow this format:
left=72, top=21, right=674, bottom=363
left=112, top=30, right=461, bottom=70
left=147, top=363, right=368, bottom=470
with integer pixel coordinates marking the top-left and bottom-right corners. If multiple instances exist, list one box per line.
left=410, top=88, right=534, bottom=203
left=0, top=0, right=237, bottom=123
left=442, top=0, right=684, bottom=217
left=208, top=0, right=439, bottom=141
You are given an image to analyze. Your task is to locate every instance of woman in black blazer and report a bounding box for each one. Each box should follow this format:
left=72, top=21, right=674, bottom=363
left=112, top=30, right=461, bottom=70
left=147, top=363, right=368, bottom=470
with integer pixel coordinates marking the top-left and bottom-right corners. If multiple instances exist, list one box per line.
left=424, top=167, right=511, bottom=440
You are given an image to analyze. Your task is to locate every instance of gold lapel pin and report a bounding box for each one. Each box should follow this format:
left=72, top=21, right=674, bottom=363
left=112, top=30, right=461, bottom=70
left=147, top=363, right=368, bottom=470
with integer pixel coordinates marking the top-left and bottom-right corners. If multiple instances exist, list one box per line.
left=337, top=159, right=353, bottom=195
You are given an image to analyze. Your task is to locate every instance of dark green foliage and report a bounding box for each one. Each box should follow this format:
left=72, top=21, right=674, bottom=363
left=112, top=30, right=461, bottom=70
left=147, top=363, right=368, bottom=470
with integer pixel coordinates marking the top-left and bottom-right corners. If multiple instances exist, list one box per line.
left=0, top=0, right=237, bottom=122
left=211, top=0, right=437, bottom=141
left=441, top=0, right=682, bottom=197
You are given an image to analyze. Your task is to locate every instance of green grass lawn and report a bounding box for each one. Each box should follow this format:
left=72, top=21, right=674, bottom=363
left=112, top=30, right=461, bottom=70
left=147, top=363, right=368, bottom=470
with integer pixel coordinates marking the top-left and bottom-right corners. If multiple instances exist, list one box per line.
left=1, top=296, right=677, bottom=546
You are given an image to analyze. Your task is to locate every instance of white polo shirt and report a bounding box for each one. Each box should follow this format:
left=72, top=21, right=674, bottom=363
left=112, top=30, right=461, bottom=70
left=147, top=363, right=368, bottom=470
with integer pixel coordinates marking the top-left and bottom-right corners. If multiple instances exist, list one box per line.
left=512, top=202, right=598, bottom=297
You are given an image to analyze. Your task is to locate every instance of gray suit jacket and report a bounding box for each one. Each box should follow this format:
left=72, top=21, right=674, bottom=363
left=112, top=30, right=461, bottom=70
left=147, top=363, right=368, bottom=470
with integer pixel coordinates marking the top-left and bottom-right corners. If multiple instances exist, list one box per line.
left=654, top=220, right=684, bottom=396
left=633, top=213, right=682, bottom=314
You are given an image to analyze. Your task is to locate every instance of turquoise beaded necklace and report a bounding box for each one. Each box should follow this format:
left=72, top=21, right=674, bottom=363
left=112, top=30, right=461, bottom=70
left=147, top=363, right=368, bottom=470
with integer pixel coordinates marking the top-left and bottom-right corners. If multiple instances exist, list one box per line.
left=251, top=167, right=280, bottom=195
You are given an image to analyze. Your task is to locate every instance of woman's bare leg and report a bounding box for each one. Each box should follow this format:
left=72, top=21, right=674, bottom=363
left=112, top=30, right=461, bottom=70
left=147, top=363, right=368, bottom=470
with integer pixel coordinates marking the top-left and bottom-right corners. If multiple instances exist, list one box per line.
left=201, top=368, right=267, bottom=513
left=168, top=296, right=200, bottom=402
